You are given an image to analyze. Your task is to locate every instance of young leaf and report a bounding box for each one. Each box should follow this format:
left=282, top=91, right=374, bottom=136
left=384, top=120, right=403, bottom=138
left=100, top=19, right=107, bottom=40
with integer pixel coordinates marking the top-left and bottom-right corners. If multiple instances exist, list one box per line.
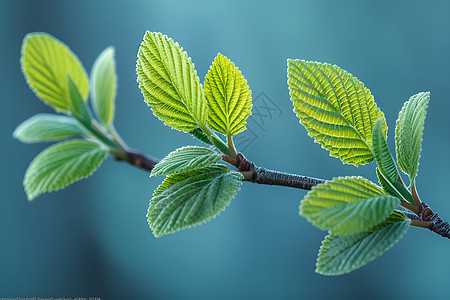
left=136, top=31, right=207, bottom=132
left=372, top=118, right=398, bottom=183
left=148, top=165, right=243, bottom=237
left=395, top=92, right=430, bottom=184
left=316, top=216, right=410, bottom=275
left=287, top=60, right=386, bottom=166
left=373, top=116, right=415, bottom=204
left=67, top=75, right=119, bottom=149
left=376, top=167, right=414, bottom=204
left=151, top=146, right=221, bottom=177
left=13, top=113, right=84, bottom=143
left=189, top=127, right=213, bottom=145
left=90, top=47, right=117, bottom=126
left=375, top=168, right=404, bottom=200
left=67, top=75, right=91, bottom=123
left=301, top=177, right=399, bottom=235
left=204, top=53, right=252, bottom=136
left=24, top=140, right=108, bottom=200
left=21, top=32, right=89, bottom=113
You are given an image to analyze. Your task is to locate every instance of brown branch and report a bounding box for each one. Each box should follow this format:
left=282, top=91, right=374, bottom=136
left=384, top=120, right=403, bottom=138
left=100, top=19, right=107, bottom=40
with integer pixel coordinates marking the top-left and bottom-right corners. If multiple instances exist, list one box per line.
left=417, top=202, right=450, bottom=239
left=111, top=149, right=157, bottom=172
left=224, top=153, right=327, bottom=191
left=111, top=148, right=450, bottom=240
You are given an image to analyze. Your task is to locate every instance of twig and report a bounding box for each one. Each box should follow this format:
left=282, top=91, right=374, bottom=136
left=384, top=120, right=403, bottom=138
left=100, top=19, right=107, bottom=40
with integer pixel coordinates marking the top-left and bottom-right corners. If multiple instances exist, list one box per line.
left=224, top=153, right=326, bottom=191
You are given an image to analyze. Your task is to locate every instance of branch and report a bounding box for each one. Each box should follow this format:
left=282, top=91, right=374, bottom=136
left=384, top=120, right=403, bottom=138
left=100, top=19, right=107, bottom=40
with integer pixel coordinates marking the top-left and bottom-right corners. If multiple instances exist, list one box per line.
left=110, top=148, right=450, bottom=240
left=110, top=149, right=157, bottom=172
left=417, top=202, right=450, bottom=239
left=223, top=153, right=327, bottom=190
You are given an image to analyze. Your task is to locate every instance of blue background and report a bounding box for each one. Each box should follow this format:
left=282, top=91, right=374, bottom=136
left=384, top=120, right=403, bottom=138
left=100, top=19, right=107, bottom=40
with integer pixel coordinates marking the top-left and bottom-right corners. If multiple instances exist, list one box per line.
left=2, top=0, right=450, bottom=299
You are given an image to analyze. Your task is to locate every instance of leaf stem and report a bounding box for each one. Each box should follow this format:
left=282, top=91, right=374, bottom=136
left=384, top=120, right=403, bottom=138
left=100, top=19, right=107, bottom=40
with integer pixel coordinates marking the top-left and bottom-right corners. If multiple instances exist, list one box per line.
left=227, top=134, right=237, bottom=158
left=77, top=119, right=118, bottom=149
left=397, top=174, right=406, bottom=187
left=400, top=200, right=419, bottom=215
left=410, top=220, right=431, bottom=229
left=90, top=120, right=156, bottom=171
left=107, top=122, right=129, bottom=152
left=91, top=119, right=108, bottom=136
left=411, top=183, right=422, bottom=207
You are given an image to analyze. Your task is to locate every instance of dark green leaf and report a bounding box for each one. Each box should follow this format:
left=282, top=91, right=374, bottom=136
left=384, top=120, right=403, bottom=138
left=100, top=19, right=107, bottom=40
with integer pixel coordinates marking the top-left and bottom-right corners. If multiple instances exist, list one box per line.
left=67, top=75, right=91, bottom=123
left=376, top=168, right=414, bottom=204
left=372, top=118, right=398, bottom=183
left=189, top=127, right=213, bottom=145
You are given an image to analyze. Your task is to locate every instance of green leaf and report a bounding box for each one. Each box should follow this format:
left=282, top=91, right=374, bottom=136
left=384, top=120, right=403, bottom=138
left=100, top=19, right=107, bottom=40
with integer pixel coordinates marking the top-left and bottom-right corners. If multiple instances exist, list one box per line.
left=24, top=140, right=108, bottom=200
left=21, top=32, right=89, bottom=113
left=148, top=165, right=243, bottom=237
left=372, top=118, right=398, bottom=183
left=204, top=53, right=252, bottom=136
left=287, top=60, right=386, bottom=166
left=189, top=127, right=213, bottom=145
left=395, top=92, right=430, bottom=184
left=300, top=176, right=399, bottom=235
left=13, top=113, right=84, bottom=143
left=136, top=31, right=207, bottom=132
left=370, top=210, right=406, bottom=232
left=376, top=168, right=414, bottom=204
left=66, top=74, right=118, bottom=149
left=67, top=75, right=91, bottom=123
left=376, top=168, right=398, bottom=197
left=151, top=146, right=221, bottom=177
left=316, top=217, right=410, bottom=275
left=90, top=47, right=117, bottom=125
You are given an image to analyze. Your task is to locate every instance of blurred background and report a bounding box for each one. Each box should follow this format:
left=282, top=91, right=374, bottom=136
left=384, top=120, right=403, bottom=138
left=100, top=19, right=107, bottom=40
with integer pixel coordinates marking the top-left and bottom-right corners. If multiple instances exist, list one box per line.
left=2, top=0, right=450, bottom=299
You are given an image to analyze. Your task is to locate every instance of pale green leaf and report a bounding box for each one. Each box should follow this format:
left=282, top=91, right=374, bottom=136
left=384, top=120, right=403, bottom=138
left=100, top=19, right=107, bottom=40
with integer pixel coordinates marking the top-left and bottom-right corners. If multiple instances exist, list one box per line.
left=136, top=31, right=207, bottom=132
left=24, top=140, right=108, bottom=200
left=300, top=176, right=399, bottom=235
left=148, top=165, right=243, bottom=237
left=372, top=118, right=398, bottom=183
left=316, top=217, right=410, bottom=275
left=204, top=53, right=252, bottom=136
left=21, top=32, right=89, bottom=113
left=395, top=92, right=430, bottom=183
left=90, top=47, right=117, bottom=125
left=151, top=146, right=221, bottom=177
left=13, top=113, right=84, bottom=143
left=287, top=60, right=386, bottom=166
left=67, top=75, right=91, bottom=123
